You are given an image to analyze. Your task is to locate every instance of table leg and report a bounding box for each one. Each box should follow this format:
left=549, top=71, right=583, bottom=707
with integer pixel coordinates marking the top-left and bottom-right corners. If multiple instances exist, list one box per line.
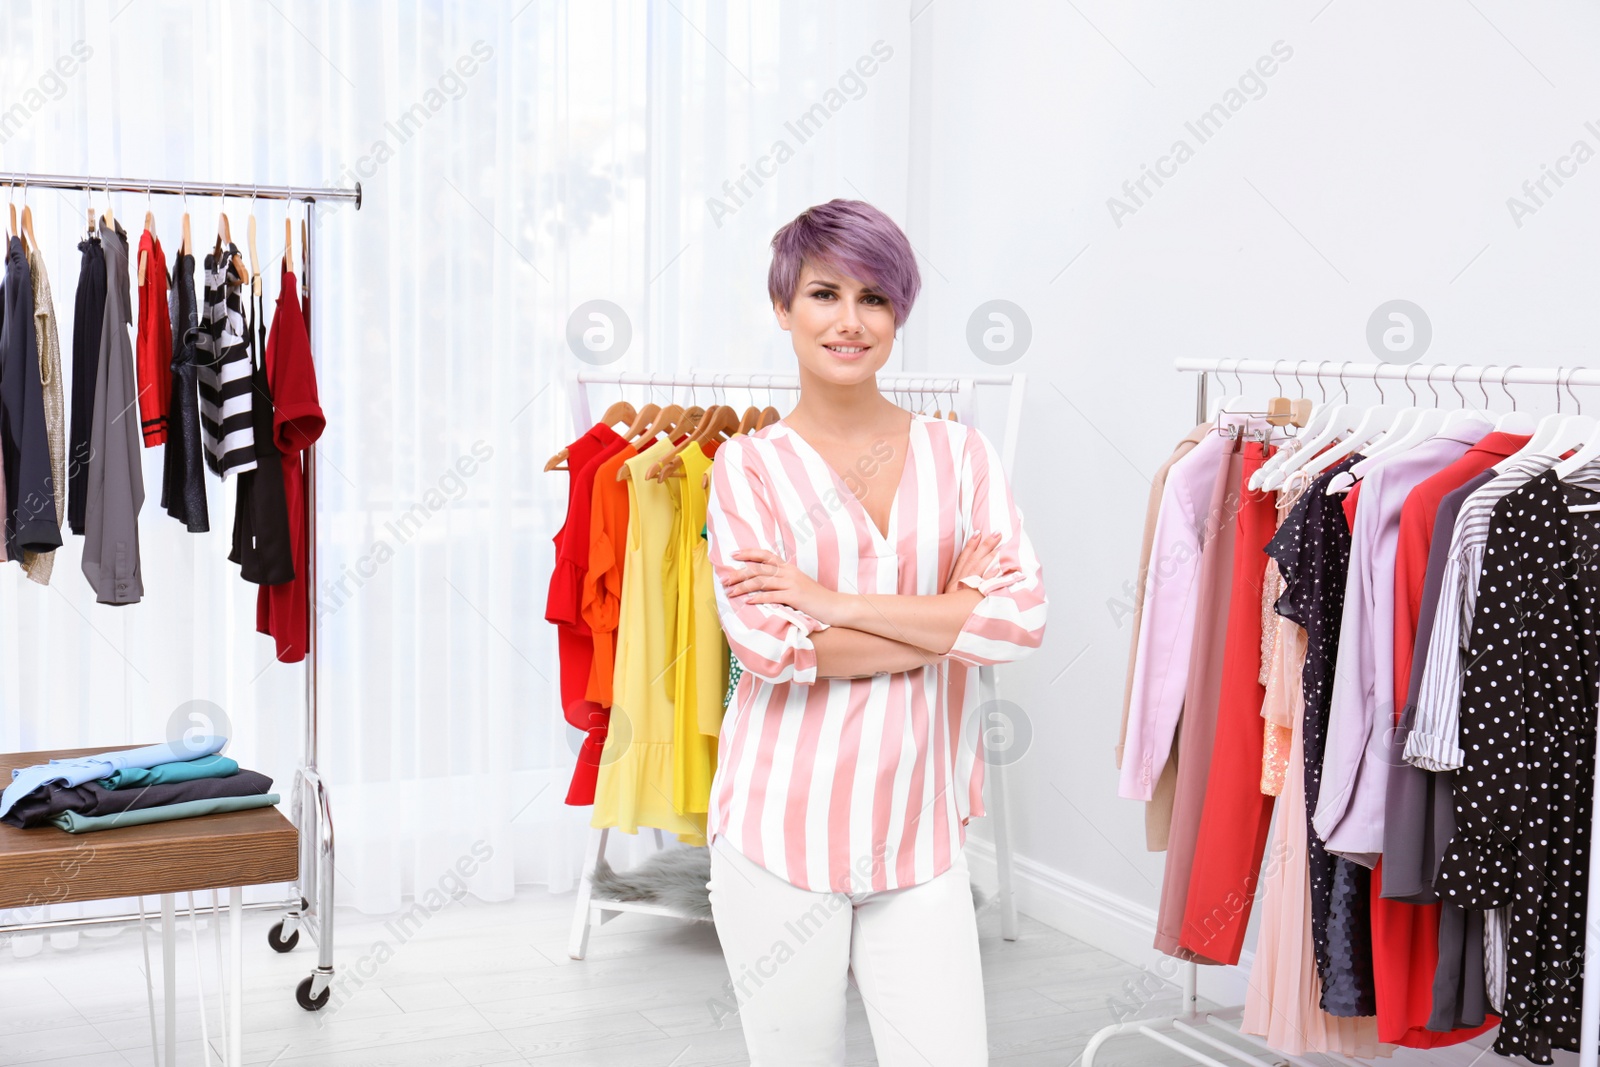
left=161, top=894, right=176, bottom=1067
left=228, top=887, right=243, bottom=1067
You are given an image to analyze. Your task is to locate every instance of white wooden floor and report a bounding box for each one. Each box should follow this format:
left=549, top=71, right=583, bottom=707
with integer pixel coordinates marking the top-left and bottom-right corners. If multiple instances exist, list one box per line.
left=0, top=886, right=1504, bottom=1066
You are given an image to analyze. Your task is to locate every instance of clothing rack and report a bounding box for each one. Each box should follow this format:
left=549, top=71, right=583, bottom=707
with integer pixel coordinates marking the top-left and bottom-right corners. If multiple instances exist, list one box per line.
left=564, top=369, right=1027, bottom=959
left=0, top=170, right=362, bottom=1017
left=1084, top=357, right=1600, bottom=1067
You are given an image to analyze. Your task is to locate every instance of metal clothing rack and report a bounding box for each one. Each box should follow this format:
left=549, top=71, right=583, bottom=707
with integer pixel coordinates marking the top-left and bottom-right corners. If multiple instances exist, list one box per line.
left=1084, top=357, right=1600, bottom=1067
left=563, top=369, right=1028, bottom=960
left=0, top=170, right=361, bottom=1015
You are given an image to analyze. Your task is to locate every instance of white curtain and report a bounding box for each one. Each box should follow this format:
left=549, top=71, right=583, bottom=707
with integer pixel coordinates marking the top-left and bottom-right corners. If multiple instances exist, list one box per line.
left=0, top=0, right=913, bottom=934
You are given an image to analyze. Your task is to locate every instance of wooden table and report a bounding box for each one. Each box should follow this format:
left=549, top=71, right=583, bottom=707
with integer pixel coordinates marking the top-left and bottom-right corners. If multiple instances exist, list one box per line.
left=0, top=746, right=298, bottom=1066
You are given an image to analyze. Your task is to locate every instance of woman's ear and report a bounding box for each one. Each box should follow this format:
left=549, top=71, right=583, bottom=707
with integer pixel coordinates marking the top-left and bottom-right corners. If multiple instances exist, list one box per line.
left=772, top=298, right=792, bottom=331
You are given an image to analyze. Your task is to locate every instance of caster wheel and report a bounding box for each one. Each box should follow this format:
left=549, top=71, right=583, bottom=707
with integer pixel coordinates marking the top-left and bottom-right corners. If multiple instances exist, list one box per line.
left=267, top=922, right=299, bottom=953
left=296, top=975, right=331, bottom=1012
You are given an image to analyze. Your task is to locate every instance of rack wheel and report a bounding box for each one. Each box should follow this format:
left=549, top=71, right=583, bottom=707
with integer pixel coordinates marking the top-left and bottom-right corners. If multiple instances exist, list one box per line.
left=267, top=921, right=299, bottom=953
left=296, top=975, right=331, bottom=1012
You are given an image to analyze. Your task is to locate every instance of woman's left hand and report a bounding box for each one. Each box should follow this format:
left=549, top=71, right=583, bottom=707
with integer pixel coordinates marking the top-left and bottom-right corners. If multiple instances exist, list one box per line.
left=723, top=549, right=846, bottom=624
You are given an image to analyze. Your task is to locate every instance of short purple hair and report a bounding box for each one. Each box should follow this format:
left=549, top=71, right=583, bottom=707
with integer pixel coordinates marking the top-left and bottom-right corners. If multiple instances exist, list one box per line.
left=767, top=199, right=921, bottom=331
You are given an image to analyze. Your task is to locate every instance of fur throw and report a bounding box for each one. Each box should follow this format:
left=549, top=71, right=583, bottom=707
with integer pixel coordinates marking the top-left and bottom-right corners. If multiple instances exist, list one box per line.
left=589, top=846, right=990, bottom=921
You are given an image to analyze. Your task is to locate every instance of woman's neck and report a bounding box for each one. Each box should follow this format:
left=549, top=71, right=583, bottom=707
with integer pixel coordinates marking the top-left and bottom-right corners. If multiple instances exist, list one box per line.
left=787, top=368, right=902, bottom=439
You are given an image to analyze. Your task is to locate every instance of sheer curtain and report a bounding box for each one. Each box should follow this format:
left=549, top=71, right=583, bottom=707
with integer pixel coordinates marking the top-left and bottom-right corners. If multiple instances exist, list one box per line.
left=0, top=0, right=912, bottom=930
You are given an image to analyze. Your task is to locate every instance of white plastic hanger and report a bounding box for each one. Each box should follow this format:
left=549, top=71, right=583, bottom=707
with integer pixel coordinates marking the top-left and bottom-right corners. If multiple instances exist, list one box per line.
left=1545, top=368, right=1600, bottom=480
left=1487, top=364, right=1539, bottom=435
left=1318, top=368, right=1404, bottom=492
left=1252, top=360, right=1325, bottom=489
left=1259, top=362, right=1360, bottom=490
left=1208, top=358, right=1272, bottom=424
left=1437, top=364, right=1494, bottom=434
left=1347, top=364, right=1451, bottom=480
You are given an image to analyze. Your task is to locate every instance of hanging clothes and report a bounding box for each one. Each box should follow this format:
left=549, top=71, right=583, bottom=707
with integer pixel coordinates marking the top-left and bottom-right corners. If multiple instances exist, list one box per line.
left=79, top=220, right=143, bottom=605
left=194, top=241, right=256, bottom=479
left=1433, top=468, right=1600, bottom=1063
left=0, top=236, right=60, bottom=562
left=668, top=441, right=723, bottom=816
left=1240, top=468, right=1382, bottom=1056
left=1316, top=422, right=1490, bottom=867
left=256, top=268, right=325, bottom=663
left=582, top=441, right=640, bottom=708
left=228, top=286, right=293, bottom=584
left=547, top=421, right=629, bottom=806
left=1181, top=439, right=1279, bottom=964
left=591, top=437, right=707, bottom=845
left=66, top=228, right=105, bottom=535
left=1118, top=422, right=1209, bottom=850
left=1375, top=430, right=1525, bottom=1048
left=1152, top=435, right=1241, bottom=963
left=20, top=246, right=65, bottom=585
left=1120, top=429, right=1234, bottom=850
left=135, top=228, right=172, bottom=446
left=160, top=250, right=209, bottom=532
left=1268, top=455, right=1375, bottom=1015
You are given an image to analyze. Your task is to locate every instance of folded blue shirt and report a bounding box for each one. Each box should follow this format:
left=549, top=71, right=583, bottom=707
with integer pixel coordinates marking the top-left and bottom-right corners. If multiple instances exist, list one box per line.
left=101, top=754, right=239, bottom=790
left=49, top=792, right=279, bottom=834
left=0, top=737, right=228, bottom=820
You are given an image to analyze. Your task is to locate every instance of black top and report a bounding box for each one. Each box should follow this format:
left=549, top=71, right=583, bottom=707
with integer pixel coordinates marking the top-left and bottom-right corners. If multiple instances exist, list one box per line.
left=229, top=287, right=292, bottom=583
left=67, top=232, right=106, bottom=535
left=1434, top=470, right=1600, bottom=1062
left=1265, top=454, right=1375, bottom=1018
left=0, top=236, right=61, bottom=557
left=161, top=252, right=209, bottom=531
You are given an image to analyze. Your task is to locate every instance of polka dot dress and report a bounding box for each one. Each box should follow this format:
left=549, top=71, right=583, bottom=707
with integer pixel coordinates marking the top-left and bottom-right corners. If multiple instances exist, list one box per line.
left=1434, top=469, right=1600, bottom=1062
left=1265, top=455, right=1377, bottom=1017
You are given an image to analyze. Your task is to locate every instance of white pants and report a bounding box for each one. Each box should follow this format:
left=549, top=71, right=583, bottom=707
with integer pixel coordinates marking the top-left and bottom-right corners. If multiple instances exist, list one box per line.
left=707, top=835, right=989, bottom=1066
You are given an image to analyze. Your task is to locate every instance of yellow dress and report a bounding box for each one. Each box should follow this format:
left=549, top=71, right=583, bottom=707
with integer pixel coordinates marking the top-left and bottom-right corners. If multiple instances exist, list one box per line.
left=670, top=443, right=723, bottom=814
left=590, top=437, right=707, bottom=845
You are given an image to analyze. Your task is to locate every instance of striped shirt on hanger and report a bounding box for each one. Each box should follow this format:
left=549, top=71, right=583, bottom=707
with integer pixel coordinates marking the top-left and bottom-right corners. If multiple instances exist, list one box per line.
left=704, top=414, right=1047, bottom=895
left=194, top=243, right=256, bottom=478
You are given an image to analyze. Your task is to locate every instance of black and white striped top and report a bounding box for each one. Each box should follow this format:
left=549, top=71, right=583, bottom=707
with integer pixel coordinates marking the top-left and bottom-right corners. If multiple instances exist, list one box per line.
left=194, top=243, right=256, bottom=479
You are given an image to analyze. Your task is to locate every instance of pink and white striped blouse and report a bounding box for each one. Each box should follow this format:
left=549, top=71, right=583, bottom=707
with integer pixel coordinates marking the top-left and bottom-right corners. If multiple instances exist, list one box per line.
left=704, top=413, right=1047, bottom=893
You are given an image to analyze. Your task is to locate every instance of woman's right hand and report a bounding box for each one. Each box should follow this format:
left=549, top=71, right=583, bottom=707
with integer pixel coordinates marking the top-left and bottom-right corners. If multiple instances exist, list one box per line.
left=944, top=531, right=1002, bottom=595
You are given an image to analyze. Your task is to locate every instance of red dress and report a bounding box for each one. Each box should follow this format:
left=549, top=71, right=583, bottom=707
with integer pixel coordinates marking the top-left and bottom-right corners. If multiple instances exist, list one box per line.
left=1180, top=440, right=1278, bottom=963
left=134, top=230, right=172, bottom=446
left=256, top=269, right=325, bottom=662
left=548, top=423, right=628, bottom=805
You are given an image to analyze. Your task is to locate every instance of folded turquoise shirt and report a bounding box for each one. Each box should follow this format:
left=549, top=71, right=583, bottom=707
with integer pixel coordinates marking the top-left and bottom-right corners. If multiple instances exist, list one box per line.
left=49, top=793, right=279, bottom=834
left=100, top=754, right=239, bottom=790
left=1, top=737, right=228, bottom=820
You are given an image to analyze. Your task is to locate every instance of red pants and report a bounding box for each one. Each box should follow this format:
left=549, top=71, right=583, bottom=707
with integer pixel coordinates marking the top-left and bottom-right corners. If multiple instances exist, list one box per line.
left=1180, top=441, right=1277, bottom=963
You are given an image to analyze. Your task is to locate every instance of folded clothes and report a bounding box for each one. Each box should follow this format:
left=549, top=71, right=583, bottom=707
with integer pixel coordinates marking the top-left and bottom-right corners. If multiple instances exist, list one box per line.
left=50, top=793, right=280, bottom=834
left=0, top=737, right=228, bottom=820
left=2, top=770, right=273, bottom=829
left=101, top=754, right=239, bottom=790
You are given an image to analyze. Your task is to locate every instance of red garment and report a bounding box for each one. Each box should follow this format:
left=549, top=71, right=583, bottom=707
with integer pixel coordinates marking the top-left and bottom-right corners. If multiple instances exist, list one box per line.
left=1366, top=431, right=1525, bottom=1047
left=1180, top=441, right=1278, bottom=963
left=256, top=269, right=325, bottom=662
left=548, top=423, right=629, bottom=806
left=134, top=230, right=172, bottom=446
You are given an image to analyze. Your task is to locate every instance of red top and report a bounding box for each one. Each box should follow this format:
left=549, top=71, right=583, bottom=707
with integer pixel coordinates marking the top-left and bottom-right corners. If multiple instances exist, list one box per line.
left=1370, top=430, right=1524, bottom=1048
left=256, top=270, right=325, bottom=663
left=134, top=230, right=172, bottom=446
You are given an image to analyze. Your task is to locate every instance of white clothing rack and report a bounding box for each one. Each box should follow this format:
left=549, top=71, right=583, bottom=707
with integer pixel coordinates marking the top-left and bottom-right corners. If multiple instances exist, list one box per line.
left=564, top=369, right=1027, bottom=960
left=0, top=169, right=362, bottom=1019
left=1084, top=357, right=1600, bottom=1067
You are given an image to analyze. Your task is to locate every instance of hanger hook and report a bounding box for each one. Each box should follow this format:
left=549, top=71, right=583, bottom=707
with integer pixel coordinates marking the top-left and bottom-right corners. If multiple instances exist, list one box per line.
left=1477, top=364, right=1492, bottom=409
left=1373, top=364, right=1386, bottom=404
left=1566, top=366, right=1582, bottom=415
left=1271, top=359, right=1285, bottom=397
left=1336, top=361, right=1350, bottom=403
left=1312, top=360, right=1329, bottom=403
left=1501, top=364, right=1519, bottom=410
left=1401, top=362, right=1418, bottom=405
left=1421, top=363, right=1440, bottom=407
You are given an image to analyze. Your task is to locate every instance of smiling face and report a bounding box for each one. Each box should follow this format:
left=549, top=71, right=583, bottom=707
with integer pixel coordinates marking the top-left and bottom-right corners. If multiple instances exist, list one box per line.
left=773, top=260, right=897, bottom=387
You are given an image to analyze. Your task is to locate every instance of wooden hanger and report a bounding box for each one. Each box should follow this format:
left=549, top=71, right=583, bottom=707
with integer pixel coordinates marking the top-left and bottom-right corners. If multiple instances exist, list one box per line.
left=758, top=404, right=781, bottom=429
left=618, top=404, right=681, bottom=480
left=248, top=210, right=262, bottom=297
left=649, top=404, right=726, bottom=479
left=138, top=188, right=155, bottom=285
left=20, top=203, right=36, bottom=257
left=544, top=398, right=641, bottom=471
left=735, top=405, right=761, bottom=435
left=101, top=181, right=115, bottom=229
left=283, top=215, right=294, bottom=272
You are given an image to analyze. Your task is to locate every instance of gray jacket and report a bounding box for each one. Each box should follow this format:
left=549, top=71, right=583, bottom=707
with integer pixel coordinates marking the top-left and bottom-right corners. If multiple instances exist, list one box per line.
left=80, top=220, right=144, bottom=604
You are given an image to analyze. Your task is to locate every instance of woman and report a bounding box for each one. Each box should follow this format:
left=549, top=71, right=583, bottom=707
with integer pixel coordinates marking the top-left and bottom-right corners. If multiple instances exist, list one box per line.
left=704, top=199, right=1048, bottom=1066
